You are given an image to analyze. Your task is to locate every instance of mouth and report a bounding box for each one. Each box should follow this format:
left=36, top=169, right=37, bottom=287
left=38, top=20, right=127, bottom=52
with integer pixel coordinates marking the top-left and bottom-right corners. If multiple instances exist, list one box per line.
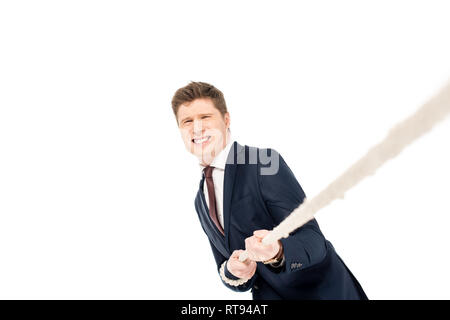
left=192, top=135, right=212, bottom=145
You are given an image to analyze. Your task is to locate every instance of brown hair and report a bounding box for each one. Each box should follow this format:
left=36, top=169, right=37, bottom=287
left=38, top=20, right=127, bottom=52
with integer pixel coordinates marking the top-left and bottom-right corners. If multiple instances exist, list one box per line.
left=171, top=81, right=228, bottom=124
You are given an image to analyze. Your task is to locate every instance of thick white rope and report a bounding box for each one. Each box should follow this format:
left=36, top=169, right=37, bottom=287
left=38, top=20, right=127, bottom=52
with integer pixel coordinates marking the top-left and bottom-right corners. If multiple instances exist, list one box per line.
left=239, top=80, right=450, bottom=262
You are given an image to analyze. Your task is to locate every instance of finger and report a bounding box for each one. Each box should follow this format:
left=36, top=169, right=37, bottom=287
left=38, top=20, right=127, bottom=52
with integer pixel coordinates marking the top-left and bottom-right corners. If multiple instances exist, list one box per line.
left=248, top=236, right=261, bottom=248
left=244, top=237, right=252, bottom=248
left=242, top=264, right=256, bottom=278
left=250, top=236, right=264, bottom=251
left=230, top=265, right=244, bottom=274
left=244, top=238, right=255, bottom=255
left=242, top=258, right=253, bottom=266
left=234, top=263, right=250, bottom=273
left=253, top=229, right=269, bottom=239
left=244, top=241, right=256, bottom=259
left=242, top=268, right=254, bottom=278
left=231, top=250, right=243, bottom=259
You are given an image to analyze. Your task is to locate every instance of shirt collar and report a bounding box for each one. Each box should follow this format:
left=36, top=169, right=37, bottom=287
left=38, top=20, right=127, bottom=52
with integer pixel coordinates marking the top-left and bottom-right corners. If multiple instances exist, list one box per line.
left=199, top=138, right=235, bottom=172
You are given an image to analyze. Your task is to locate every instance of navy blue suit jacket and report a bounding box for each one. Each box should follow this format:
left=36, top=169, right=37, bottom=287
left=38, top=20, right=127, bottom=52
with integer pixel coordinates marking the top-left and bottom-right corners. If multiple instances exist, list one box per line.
left=194, top=141, right=368, bottom=300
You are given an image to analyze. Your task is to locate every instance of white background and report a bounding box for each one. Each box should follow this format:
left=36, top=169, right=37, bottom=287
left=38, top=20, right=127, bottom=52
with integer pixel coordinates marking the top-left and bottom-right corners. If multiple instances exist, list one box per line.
left=1, top=1, right=450, bottom=299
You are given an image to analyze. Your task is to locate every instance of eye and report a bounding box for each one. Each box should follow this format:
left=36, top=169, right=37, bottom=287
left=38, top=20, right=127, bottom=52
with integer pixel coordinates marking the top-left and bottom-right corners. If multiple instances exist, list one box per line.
left=202, top=116, right=210, bottom=119
left=184, top=120, right=192, bottom=124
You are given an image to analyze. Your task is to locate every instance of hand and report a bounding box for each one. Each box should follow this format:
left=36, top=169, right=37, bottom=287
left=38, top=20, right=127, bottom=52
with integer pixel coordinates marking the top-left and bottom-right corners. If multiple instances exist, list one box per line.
left=244, top=229, right=282, bottom=262
left=227, top=249, right=257, bottom=279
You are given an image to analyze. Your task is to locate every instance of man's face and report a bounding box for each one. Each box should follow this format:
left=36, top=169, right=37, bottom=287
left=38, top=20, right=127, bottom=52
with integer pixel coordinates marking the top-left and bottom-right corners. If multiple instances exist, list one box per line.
left=177, top=98, right=230, bottom=165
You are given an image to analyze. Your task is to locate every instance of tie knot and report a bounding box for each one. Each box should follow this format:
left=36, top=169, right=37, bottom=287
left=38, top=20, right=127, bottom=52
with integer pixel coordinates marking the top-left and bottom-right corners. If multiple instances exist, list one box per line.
left=203, top=165, right=214, bottom=178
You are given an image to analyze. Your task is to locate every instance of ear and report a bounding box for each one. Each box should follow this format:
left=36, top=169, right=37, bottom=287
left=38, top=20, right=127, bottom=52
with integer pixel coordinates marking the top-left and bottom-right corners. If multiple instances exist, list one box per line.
left=224, top=112, right=230, bottom=128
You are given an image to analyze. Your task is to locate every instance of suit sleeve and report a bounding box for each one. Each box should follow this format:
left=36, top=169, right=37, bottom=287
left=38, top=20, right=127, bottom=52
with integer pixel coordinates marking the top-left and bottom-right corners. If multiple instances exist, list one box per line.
left=207, top=239, right=257, bottom=292
left=257, top=149, right=328, bottom=274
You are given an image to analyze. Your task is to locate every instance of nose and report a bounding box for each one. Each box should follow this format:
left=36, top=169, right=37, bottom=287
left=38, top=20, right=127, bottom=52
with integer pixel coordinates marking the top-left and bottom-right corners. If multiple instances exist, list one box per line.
left=193, top=119, right=204, bottom=135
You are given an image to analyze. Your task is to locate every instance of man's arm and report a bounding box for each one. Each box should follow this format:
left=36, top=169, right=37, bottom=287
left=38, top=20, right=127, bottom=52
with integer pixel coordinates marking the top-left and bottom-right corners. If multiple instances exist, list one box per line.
left=208, top=239, right=257, bottom=292
left=257, top=148, right=328, bottom=274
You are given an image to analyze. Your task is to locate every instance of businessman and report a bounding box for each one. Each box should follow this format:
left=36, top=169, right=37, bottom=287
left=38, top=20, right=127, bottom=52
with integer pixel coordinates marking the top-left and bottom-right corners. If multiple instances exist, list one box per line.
left=172, top=81, right=368, bottom=299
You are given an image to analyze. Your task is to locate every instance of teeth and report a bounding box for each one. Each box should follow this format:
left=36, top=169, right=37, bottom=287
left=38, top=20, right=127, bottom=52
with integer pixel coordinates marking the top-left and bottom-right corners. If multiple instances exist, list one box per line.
left=193, top=136, right=210, bottom=144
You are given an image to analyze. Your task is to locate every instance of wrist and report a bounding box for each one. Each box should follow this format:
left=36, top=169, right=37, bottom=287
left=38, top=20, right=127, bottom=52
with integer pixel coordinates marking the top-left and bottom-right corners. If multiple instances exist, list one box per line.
left=274, top=241, right=284, bottom=259
left=263, top=241, right=284, bottom=264
left=224, top=261, right=240, bottom=280
left=220, top=261, right=250, bottom=286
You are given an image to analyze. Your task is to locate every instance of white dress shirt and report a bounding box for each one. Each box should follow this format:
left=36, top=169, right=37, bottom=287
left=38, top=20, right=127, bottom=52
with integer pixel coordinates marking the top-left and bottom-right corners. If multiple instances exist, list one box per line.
left=198, top=136, right=285, bottom=268
left=199, top=138, right=235, bottom=230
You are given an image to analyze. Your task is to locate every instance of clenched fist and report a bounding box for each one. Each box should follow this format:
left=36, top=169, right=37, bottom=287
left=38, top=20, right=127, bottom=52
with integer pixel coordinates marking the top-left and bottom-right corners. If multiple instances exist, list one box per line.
left=227, top=249, right=257, bottom=279
left=244, top=229, right=282, bottom=262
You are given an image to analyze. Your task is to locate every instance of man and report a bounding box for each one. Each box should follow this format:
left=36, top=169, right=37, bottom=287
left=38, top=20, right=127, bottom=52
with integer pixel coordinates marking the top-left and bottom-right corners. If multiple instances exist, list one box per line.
left=172, top=81, right=368, bottom=299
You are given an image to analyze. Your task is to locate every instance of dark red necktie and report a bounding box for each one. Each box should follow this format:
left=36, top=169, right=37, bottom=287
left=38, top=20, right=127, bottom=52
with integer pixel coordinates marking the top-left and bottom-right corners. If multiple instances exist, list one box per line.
left=203, top=165, right=225, bottom=235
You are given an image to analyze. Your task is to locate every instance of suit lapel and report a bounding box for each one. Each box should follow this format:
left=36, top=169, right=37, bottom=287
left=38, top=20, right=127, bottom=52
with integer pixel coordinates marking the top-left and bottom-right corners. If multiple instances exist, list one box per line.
left=223, top=141, right=245, bottom=251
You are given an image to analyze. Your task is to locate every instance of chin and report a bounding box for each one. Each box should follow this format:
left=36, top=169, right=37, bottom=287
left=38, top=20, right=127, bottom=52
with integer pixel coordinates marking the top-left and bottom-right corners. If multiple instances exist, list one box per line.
left=193, top=142, right=218, bottom=160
